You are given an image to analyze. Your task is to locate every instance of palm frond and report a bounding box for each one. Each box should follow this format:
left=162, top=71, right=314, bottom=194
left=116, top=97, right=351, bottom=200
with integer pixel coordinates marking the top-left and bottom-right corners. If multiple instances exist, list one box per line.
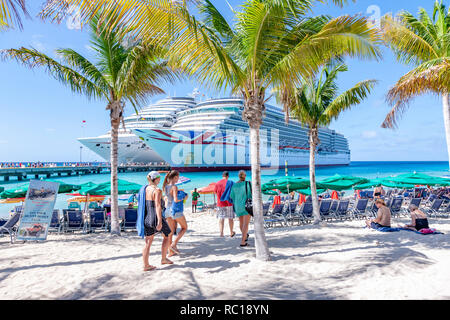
left=383, top=58, right=450, bottom=128
left=0, top=47, right=106, bottom=100
left=0, top=0, right=29, bottom=30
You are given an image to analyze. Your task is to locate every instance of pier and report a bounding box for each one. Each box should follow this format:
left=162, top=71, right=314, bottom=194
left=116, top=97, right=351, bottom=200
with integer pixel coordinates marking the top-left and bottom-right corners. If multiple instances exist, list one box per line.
left=0, top=164, right=171, bottom=182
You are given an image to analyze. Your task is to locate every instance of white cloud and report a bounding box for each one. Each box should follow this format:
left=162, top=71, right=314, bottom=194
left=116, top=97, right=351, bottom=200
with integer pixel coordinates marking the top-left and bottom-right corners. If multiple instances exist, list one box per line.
left=66, top=6, right=82, bottom=30
left=32, top=34, right=47, bottom=52
left=362, top=130, right=377, bottom=139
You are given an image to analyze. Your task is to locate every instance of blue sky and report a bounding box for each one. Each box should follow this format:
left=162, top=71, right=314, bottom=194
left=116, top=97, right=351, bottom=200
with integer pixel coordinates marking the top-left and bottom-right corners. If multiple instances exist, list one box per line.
left=0, top=0, right=446, bottom=162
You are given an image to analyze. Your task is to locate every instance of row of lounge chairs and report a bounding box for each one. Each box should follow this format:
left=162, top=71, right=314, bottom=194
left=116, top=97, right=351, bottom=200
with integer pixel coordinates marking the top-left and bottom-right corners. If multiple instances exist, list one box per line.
left=0, top=208, right=140, bottom=243
left=262, top=197, right=450, bottom=228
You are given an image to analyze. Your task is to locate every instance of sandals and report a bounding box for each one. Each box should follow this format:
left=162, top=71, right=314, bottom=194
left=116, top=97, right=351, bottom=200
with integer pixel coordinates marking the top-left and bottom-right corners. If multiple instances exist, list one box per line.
left=169, top=246, right=180, bottom=254
left=161, top=259, right=174, bottom=265
left=143, top=265, right=157, bottom=271
left=240, top=243, right=249, bottom=247
left=246, top=234, right=250, bottom=241
left=230, top=231, right=236, bottom=238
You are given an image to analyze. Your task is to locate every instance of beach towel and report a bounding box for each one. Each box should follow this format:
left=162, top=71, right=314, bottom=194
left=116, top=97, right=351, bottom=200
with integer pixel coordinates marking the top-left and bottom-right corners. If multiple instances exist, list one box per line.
left=136, top=185, right=148, bottom=238
left=172, top=190, right=188, bottom=214
left=400, top=228, right=444, bottom=235
left=220, top=180, right=234, bottom=203
left=375, top=227, right=402, bottom=232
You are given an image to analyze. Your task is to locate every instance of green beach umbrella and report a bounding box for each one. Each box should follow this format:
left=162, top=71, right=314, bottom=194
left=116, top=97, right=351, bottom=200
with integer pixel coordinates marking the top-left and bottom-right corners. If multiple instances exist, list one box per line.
left=297, top=188, right=327, bottom=196
left=262, top=189, right=279, bottom=196
left=0, top=184, right=29, bottom=199
left=0, top=186, right=4, bottom=193
left=386, top=172, right=450, bottom=187
left=0, top=181, right=80, bottom=199
left=262, top=177, right=321, bottom=192
left=319, top=174, right=370, bottom=191
left=80, top=179, right=142, bottom=196
left=353, top=178, right=384, bottom=190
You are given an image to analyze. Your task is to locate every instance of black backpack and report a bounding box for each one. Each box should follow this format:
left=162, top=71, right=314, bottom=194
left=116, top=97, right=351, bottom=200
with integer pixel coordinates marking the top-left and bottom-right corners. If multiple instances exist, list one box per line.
left=245, top=181, right=253, bottom=216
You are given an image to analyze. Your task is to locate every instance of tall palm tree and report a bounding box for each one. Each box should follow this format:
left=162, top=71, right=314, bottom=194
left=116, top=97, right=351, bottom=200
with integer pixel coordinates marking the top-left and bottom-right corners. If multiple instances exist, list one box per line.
left=1, top=14, right=177, bottom=235
left=0, top=0, right=28, bottom=29
left=381, top=1, right=450, bottom=167
left=40, top=0, right=381, bottom=260
left=277, top=63, right=377, bottom=223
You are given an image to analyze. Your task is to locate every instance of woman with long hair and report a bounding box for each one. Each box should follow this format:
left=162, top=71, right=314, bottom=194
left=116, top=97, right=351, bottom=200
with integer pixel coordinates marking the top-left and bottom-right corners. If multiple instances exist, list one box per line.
left=138, top=171, right=173, bottom=271
left=163, top=170, right=188, bottom=256
left=230, top=170, right=252, bottom=247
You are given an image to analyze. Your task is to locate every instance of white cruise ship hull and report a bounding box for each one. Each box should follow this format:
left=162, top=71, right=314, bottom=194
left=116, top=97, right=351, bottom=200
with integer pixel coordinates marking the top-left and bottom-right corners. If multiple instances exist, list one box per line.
left=78, top=133, right=164, bottom=164
left=133, top=128, right=350, bottom=172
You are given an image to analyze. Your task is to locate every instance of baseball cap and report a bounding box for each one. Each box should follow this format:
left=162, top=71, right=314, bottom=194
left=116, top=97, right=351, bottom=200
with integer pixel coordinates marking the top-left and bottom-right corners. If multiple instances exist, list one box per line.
left=147, top=171, right=161, bottom=180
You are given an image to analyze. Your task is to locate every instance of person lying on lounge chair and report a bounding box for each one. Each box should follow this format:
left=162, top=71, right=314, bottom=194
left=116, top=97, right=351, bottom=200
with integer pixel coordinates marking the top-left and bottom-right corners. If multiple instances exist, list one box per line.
left=366, top=199, right=391, bottom=229
left=400, top=204, right=429, bottom=232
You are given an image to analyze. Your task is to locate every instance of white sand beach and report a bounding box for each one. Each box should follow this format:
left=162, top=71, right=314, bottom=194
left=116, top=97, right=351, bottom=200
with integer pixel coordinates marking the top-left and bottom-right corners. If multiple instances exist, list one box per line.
left=1, top=210, right=449, bottom=300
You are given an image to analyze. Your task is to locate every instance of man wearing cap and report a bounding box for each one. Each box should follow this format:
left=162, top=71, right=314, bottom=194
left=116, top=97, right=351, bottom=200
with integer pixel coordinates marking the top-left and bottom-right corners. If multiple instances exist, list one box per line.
left=214, top=171, right=236, bottom=237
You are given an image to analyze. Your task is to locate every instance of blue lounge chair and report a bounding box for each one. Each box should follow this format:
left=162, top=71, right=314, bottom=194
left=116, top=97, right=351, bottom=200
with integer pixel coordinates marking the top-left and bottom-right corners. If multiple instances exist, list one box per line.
left=389, top=198, right=404, bottom=218
left=48, top=210, right=63, bottom=233
left=319, top=200, right=333, bottom=222
left=0, top=212, right=21, bottom=243
left=298, top=202, right=314, bottom=224
left=409, top=198, right=422, bottom=208
left=334, top=200, right=350, bottom=220
left=122, top=208, right=138, bottom=231
left=262, top=202, right=271, bottom=216
left=264, top=204, right=285, bottom=228
left=63, top=209, right=84, bottom=233
left=330, top=200, right=338, bottom=214
left=89, top=210, right=107, bottom=232
left=366, top=191, right=374, bottom=199
left=425, top=199, right=444, bottom=218
left=351, top=199, right=368, bottom=219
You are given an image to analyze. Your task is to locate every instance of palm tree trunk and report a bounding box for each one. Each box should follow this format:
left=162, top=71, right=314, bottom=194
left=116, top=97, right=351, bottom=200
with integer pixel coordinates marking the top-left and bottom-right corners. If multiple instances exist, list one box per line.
left=309, top=128, right=320, bottom=224
left=249, top=125, right=271, bottom=261
left=110, top=101, right=121, bottom=236
left=443, top=93, right=450, bottom=169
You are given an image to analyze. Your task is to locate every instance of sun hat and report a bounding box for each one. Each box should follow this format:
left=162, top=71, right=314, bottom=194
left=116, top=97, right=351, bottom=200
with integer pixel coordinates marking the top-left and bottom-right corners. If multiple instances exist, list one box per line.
left=147, top=171, right=161, bottom=181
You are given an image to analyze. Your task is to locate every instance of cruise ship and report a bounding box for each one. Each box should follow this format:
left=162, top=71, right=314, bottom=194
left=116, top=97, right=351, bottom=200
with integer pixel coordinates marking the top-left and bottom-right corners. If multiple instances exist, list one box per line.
left=132, top=98, right=351, bottom=172
left=77, top=97, right=197, bottom=164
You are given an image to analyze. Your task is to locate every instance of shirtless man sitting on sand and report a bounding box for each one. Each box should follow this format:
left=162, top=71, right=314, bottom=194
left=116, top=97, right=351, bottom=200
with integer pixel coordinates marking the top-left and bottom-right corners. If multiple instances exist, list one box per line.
left=366, top=199, right=391, bottom=229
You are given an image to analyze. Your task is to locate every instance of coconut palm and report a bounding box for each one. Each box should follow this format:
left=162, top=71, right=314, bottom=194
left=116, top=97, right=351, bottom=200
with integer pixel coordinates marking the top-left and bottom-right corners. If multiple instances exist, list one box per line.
left=381, top=1, right=450, bottom=167
left=1, top=14, right=177, bottom=235
left=40, top=0, right=381, bottom=260
left=0, top=0, right=28, bottom=29
left=277, top=63, right=377, bottom=223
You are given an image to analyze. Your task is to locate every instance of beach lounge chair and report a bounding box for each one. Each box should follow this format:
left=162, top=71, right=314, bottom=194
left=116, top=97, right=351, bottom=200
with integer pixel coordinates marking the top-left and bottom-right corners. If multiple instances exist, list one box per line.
left=262, top=202, right=271, bottom=216
left=330, top=200, right=338, bottom=214
left=89, top=210, right=107, bottom=232
left=88, top=202, right=100, bottom=210
left=264, top=204, right=285, bottom=228
left=409, top=198, right=422, bottom=208
left=63, top=209, right=85, bottom=233
left=297, top=202, right=313, bottom=224
left=0, top=212, right=21, bottom=243
left=350, top=199, right=368, bottom=219
left=367, top=201, right=378, bottom=218
left=319, top=200, right=333, bottom=222
left=334, top=200, right=350, bottom=221
left=122, top=208, right=138, bottom=231
left=366, top=191, right=374, bottom=199
left=425, top=199, right=444, bottom=218
left=48, top=210, right=63, bottom=234
left=389, top=198, right=404, bottom=218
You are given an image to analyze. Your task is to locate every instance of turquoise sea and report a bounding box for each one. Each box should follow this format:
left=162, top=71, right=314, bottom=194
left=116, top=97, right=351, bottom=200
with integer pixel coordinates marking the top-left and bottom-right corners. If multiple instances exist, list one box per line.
left=1, top=161, right=449, bottom=219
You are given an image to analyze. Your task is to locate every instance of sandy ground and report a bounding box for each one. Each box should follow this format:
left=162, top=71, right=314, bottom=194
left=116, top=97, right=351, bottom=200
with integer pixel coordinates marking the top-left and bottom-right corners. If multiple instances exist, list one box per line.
left=1, top=209, right=449, bottom=300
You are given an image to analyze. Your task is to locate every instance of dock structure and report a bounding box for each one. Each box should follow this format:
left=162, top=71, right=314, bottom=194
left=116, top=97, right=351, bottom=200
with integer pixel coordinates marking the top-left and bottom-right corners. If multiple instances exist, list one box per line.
left=0, top=164, right=171, bottom=182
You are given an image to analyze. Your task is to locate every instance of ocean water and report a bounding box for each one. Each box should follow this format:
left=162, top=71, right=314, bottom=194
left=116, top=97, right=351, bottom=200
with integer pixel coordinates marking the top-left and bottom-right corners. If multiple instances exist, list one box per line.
left=1, top=161, right=449, bottom=218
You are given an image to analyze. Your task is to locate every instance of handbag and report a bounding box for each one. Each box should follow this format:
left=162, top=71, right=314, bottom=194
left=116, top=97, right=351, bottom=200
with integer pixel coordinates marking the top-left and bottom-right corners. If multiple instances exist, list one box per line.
left=245, top=181, right=253, bottom=216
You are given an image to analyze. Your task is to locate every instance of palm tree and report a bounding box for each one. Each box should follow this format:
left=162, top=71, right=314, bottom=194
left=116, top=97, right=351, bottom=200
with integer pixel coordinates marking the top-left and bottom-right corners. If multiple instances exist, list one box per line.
left=1, top=14, right=177, bottom=235
left=277, top=63, right=377, bottom=223
left=0, top=0, right=28, bottom=29
left=40, top=0, right=381, bottom=260
left=381, top=1, right=450, bottom=167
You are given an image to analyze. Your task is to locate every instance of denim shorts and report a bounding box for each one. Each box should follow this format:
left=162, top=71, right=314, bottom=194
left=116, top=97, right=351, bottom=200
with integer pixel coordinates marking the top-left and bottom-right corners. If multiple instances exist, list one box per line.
left=165, top=208, right=184, bottom=220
